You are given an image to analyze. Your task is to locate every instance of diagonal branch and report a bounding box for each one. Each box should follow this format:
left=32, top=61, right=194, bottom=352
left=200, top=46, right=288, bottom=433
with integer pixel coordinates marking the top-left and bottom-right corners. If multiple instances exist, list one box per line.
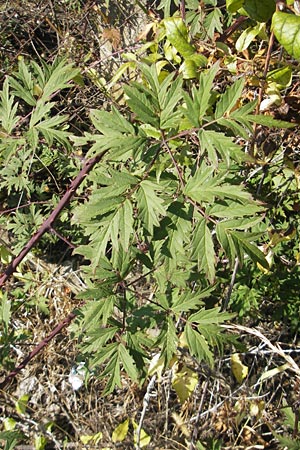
left=0, top=150, right=107, bottom=287
left=0, top=310, right=76, bottom=390
left=0, top=150, right=108, bottom=390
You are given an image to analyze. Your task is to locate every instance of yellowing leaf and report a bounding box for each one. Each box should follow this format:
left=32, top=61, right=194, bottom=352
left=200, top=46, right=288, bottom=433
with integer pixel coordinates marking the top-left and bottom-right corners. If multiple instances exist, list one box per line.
left=172, top=412, right=189, bottom=437
left=112, top=419, right=129, bottom=443
left=257, top=248, right=273, bottom=274
left=148, top=352, right=165, bottom=380
left=269, top=227, right=296, bottom=247
left=172, top=364, right=198, bottom=403
left=132, top=420, right=151, bottom=448
left=15, top=394, right=29, bottom=415
left=231, top=353, right=248, bottom=384
left=80, top=432, right=102, bottom=445
left=178, top=331, right=188, bottom=348
left=249, top=400, right=265, bottom=417
left=3, top=417, right=16, bottom=431
left=34, top=434, right=47, bottom=450
left=258, top=363, right=289, bottom=382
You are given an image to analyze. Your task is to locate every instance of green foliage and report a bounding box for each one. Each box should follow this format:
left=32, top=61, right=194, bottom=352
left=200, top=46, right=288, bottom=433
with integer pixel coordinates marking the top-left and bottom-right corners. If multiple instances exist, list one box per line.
left=0, top=431, right=24, bottom=450
left=1, top=0, right=299, bottom=421
left=69, top=59, right=275, bottom=394
left=226, top=0, right=300, bottom=60
left=272, top=12, right=300, bottom=60
left=226, top=0, right=275, bottom=21
left=0, top=57, right=82, bottom=252
left=0, top=292, right=28, bottom=370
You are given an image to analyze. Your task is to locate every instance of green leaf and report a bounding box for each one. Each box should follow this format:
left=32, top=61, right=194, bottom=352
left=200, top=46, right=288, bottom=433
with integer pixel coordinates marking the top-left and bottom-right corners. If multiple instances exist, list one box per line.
left=156, top=315, right=178, bottom=366
left=216, top=117, right=252, bottom=141
left=184, top=165, right=251, bottom=204
left=73, top=193, right=134, bottom=268
left=15, top=395, right=29, bottom=415
left=158, top=72, right=183, bottom=128
left=216, top=221, right=238, bottom=265
left=124, top=84, right=159, bottom=127
left=171, top=286, right=215, bottom=313
left=3, top=418, right=16, bottom=432
left=190, top=216, right=215, bottom=283
left=101, top=350, right=122, bottom=396
left=185, top=323, right=214, bottom=366
left=34, top=434, right=47, bottom=450
left=8, top=59, right=36, bottom=106
left=0, top=294, right=11, bottom=330
left=229, top=230, right=269, bottom=268
left=164, top=17, right=196, bottom=58
left=34, top=114, right=70, bottom=147
left=119, top=343, right=138, bottom=381
left=82, top=327, right=119, bottom=353
left=189, top=307, right=233, bottom=324
left=198, top=130, right=245, bottom=167
left=118, top=199, right=134, bottom=251
left=180, top=53, right=207, bottom=79
left=215, top=78, right=244, bottom=119
left=182, top=62, right=219, bottom=126
left=272, top=12, right=300, bottom=60
left=89, top=343, right=123, bottom=395
left=226, top=0, right=244, bottom=13
left=80, top=295, right=115, bottom=329
left=0, top=79, right=20, bottom=134
left=73, top=194, right=125, bottom=222
left=0, top=430, right=24, bottom=450
left=208, top=200, right=263, bottom=218
left=245, top=114, right=295, bottom=128
left=216, top=217, right=265, bottom=266
left=90, top=107, right=135, bottom=135
left=158, top=0, right=174, bottom=17
left=161, top=201, right=192, bottom=260
left=236, top=23, right=265, bottom=52
left=242, top=0, right=275, bottom=23
left=267, top=66, right=292, bottom=89
left=204, top=8, right=223, bottom=40
left=136, top=180, right=166, bottom=234
left=40, top=58, right=80, bottom=102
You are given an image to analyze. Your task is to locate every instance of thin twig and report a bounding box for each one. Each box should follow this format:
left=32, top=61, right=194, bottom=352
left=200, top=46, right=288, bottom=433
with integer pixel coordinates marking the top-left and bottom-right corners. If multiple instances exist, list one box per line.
left=135, top=375, right=156, bottom=449
left=222, top=257, right=239, bottom=311
left=190, top=379, right=209, bottom=448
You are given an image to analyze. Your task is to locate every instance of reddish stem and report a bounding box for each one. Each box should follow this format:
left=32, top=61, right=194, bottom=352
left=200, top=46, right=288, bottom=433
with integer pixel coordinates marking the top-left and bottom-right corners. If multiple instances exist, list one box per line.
left=0, top=150, right=107, bottom=287
left=0, top=311, right=76, bottom=390
left=0, top=149, right=108, bottom=390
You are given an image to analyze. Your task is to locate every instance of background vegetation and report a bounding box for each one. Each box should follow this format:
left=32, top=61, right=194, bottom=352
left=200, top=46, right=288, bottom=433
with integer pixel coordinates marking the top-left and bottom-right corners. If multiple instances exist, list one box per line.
left=0, top=0, right=300, bottom=449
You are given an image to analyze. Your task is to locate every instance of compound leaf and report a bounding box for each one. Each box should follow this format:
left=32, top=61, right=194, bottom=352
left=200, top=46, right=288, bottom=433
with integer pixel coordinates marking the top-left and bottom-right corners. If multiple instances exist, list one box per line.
left=119, top=343, right=138, bottom=381
left=185, top=323, right=214, bottom=366
left=215, top=78, right=244, bottom=119
left=136, top=180, right=166, bottom=234
left=190, top=216, right=215, bottom=283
